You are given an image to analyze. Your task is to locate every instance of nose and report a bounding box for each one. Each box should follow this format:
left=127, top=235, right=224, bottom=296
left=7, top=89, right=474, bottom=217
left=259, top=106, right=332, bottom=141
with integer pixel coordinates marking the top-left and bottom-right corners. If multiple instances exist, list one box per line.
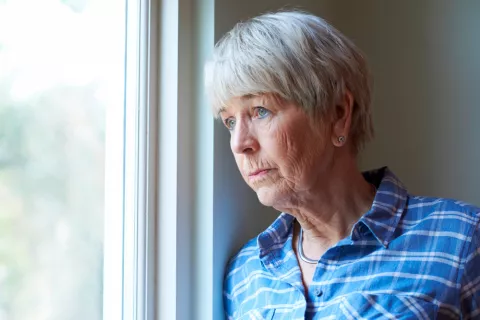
left=231, top=119, right=259, bottom=154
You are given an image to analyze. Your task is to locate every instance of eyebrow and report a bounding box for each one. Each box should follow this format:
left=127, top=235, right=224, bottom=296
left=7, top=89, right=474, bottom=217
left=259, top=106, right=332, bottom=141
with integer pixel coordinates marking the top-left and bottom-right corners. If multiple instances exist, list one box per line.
left=241, top=94, right=256, bottom=101
left=216, top=107, right=226, bottom=117
left=217, top=94, right=265, bottom=116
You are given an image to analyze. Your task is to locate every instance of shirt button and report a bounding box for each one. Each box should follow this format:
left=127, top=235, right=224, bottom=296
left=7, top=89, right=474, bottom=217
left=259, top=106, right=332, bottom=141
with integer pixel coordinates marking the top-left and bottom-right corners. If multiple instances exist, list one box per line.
left=314, top=289, right=323, bottom=297
left=358, top=224, right=368, bottom=235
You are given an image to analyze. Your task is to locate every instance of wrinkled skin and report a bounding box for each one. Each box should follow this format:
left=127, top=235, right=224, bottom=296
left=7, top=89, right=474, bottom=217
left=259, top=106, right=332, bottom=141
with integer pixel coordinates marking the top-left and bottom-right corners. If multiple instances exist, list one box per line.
left=220, top=94, right=337, bottom=212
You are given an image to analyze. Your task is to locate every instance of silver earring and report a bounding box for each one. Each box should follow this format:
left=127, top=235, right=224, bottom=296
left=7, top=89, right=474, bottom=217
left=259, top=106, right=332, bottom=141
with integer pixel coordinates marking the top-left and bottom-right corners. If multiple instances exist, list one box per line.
left=338, top=136, right=346, bottom=144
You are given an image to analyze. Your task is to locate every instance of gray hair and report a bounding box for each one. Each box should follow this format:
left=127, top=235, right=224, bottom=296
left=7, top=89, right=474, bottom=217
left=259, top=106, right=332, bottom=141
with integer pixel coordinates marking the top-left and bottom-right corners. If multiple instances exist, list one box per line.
left=204, top=10, right=374, bottom=152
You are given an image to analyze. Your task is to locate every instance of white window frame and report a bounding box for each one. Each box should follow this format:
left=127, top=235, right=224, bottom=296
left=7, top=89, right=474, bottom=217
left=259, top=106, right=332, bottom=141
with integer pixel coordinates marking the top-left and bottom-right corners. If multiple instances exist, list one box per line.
left=104, top=0, right=217, bottom=319
left=103, top=0, right=159, bottom=318
left=157, top=0, right=216, bottom=319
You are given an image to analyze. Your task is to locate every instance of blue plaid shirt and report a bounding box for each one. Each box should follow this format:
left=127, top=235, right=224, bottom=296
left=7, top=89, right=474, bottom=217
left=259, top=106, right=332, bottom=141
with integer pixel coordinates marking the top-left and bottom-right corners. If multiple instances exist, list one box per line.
left=224, top=167, right=480, bottom=319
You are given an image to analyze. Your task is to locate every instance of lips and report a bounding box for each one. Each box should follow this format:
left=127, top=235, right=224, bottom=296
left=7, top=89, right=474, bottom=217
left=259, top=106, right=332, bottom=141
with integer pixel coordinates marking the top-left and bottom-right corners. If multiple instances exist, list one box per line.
left=248, top=169, right=271, bottom=178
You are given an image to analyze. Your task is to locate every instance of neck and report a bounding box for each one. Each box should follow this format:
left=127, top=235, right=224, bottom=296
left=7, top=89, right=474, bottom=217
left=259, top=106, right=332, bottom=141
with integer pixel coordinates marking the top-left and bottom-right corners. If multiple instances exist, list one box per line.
left=281, top=159, right=375, bottom=249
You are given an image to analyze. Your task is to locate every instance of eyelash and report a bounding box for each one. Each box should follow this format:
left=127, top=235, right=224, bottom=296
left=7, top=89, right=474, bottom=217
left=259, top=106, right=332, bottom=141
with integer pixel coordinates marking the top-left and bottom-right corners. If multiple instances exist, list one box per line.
left=223, top=107, right=271, bottom=131
left=254, top=106, right=270, bottom=119
left=224, top=118, right=236, bottom=131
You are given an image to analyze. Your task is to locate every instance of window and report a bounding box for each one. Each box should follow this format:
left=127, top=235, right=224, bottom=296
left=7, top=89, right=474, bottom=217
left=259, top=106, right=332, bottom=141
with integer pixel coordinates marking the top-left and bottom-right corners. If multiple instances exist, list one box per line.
left=1, top=0, right=218, bottom=319
left=0, top=0, right=127, bottom=319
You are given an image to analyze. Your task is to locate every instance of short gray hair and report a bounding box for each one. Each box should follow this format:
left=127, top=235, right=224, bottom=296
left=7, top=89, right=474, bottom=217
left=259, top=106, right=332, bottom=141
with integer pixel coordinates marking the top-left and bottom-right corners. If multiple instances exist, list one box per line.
left=204, top=10, right=374, bottom=152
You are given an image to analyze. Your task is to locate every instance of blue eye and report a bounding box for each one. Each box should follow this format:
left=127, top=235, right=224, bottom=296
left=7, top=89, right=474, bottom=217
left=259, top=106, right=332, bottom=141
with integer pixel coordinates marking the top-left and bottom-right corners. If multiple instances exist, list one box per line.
left=255, top=107, right=270, bottom=119
left=224, top=118, right=236, bottom=130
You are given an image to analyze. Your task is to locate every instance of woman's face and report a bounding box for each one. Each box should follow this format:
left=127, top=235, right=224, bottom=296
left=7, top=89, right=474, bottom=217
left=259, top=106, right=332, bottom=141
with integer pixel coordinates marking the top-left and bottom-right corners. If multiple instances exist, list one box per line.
left=220, top=95, right=337, bottom=209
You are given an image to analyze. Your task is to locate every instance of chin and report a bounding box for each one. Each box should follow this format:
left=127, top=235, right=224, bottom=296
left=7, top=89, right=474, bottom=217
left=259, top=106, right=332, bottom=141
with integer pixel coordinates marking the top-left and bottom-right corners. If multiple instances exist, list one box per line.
left=255, top=187, right=281, bottom=208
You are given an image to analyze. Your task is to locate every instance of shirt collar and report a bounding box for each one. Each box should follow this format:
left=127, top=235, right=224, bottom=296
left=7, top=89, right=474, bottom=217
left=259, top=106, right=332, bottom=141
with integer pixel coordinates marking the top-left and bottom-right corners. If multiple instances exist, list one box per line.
left=356, top=167, right=408, bottom=247
left=257, top=167, right=408, bottom=256
left=257, top=212, right=295, bottom=260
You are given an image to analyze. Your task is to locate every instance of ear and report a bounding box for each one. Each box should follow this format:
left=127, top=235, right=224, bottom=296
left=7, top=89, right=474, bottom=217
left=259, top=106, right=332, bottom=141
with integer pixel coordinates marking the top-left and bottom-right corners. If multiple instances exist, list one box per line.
left=331, top=90, right=354, bottom=147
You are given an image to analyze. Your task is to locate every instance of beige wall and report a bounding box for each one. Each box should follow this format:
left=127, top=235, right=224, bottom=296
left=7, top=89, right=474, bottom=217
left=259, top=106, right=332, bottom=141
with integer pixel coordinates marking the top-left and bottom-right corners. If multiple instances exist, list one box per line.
left=211, top=1, right=480, bottom=318
left=345, top=2, right=480, bottom=205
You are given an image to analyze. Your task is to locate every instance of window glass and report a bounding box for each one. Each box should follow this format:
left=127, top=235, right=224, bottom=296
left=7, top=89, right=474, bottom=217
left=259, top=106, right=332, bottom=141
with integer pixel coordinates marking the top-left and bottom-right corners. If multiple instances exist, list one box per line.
left=0, top=1, right=125, bottom=319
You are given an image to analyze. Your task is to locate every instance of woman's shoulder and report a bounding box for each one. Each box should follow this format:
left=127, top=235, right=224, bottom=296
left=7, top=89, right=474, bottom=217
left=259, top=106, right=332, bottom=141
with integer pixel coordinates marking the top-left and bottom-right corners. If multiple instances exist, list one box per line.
left=225, top=237, right=261, bottom=276
left=400, top=195, right=480, bottom=245
left=223, top=237, right=264, bottom=315
left=406, top=194, right=480, bottom=217
left=225, top=213, right=294, bottom=275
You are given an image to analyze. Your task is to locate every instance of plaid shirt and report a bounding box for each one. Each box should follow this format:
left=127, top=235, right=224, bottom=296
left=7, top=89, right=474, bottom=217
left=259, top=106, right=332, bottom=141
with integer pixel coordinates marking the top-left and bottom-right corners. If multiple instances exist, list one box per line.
left=224, top=167, right=480, bottom=319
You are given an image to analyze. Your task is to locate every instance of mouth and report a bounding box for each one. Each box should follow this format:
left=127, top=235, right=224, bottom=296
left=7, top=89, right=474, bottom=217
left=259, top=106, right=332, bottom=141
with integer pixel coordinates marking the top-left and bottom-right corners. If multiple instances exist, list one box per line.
left=248, top=169, right=272, bottom=180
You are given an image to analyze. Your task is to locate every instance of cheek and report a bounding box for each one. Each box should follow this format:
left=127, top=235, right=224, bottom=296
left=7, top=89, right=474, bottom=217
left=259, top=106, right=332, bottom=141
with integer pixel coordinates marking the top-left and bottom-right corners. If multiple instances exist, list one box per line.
left=273, top=125, right=309, bottom=168
left=233, top=154, right=249, bottom=182
left=233, top=153, right=243, bottom=168
left=276, top=132, right=297, bottom=165
left=230, top=137, right=241, bottom=163
left=273, top=122, right=330, bottom=179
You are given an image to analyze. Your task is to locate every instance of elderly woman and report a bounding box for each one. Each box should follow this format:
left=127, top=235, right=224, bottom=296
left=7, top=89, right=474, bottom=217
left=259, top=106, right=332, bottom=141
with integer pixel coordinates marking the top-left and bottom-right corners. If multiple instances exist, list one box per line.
left=205, top=10, right=480, bottom=320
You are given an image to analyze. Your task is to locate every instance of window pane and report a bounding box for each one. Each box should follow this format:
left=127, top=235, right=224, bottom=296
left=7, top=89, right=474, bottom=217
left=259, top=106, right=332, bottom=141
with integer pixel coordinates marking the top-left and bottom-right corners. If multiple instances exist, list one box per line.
left=0, top=1, right=125, bottom=320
